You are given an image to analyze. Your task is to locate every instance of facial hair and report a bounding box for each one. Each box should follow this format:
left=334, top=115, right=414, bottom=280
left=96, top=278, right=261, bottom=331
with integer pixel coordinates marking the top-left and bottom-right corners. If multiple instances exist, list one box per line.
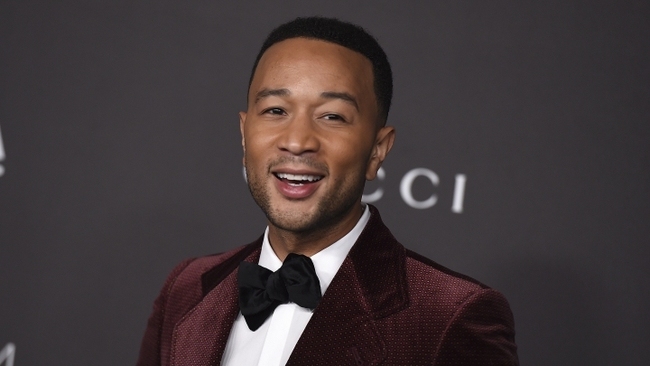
left=245, top=155, right=366, bottom=236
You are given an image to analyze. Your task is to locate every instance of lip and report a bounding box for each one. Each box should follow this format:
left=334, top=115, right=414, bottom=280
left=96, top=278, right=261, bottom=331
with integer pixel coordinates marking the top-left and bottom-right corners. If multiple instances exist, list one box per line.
left=271, top=166, right=326, bottom=200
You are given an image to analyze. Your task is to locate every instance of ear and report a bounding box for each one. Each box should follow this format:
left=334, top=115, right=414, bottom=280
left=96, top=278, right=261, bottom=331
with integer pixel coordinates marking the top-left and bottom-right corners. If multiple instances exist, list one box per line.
left=366, top=126, right=395, bottom=180
left=239, top=111, right=247, bottom=165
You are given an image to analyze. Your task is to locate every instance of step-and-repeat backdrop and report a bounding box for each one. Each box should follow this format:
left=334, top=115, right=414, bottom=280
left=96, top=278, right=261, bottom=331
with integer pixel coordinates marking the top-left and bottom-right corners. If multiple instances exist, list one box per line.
left=1, top=1, right=648, bottom=365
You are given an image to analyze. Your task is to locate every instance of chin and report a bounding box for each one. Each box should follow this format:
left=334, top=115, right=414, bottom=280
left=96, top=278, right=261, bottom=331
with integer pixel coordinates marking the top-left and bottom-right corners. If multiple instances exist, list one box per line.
left=266, top=206, right=321, bottom=233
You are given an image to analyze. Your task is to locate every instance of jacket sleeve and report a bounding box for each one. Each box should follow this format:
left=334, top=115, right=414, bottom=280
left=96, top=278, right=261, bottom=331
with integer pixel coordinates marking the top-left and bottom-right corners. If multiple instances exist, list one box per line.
left=434, top=288, right=519, bottom=365
left=136, top=258, right=195, bottom=366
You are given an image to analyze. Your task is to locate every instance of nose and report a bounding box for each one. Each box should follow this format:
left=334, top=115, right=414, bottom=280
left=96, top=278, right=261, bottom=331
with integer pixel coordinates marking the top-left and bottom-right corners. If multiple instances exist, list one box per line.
left=278, top=113, right=320, bottom=155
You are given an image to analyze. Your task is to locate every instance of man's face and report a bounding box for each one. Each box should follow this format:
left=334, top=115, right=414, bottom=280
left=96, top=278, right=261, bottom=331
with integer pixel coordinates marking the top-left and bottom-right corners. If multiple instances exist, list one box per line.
left=241, top=37, right=394, bottom=235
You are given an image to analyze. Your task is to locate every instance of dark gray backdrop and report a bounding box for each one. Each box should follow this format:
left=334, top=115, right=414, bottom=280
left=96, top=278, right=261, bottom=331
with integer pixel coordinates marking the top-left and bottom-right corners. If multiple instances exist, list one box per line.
left=1, top=1, right=648, bottom=365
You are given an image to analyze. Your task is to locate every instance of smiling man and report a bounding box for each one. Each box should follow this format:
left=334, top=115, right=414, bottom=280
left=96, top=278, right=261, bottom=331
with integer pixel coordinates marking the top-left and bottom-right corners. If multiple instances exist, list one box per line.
left=137, top=17, right=519, bottom=366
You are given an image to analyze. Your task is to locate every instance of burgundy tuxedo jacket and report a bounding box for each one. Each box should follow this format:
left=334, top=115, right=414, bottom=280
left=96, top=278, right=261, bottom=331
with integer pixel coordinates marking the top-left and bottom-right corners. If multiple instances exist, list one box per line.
left=137, top=206, right=519, bottom=365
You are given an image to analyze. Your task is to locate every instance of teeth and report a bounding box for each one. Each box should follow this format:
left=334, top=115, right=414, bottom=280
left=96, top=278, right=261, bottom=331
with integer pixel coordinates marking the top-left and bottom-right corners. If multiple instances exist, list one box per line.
left=276, top=173, right=322, bottom=182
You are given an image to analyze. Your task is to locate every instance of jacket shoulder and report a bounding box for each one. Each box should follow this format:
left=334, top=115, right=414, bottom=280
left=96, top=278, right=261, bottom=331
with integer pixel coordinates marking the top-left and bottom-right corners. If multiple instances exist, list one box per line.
left=406, top=249, right=489, bottom=289
left=136, top=241, right=260, bottom=366
left=403, top=248, right=501, bottom=311
left=402, top=249, right=519, bottom=365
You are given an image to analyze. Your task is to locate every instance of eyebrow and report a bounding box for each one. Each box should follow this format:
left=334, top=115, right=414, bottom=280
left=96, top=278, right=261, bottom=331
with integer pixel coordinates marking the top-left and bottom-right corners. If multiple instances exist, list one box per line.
left=320, top=91, right=359, bottom=111
left=254, top=88, right=359, bottom=111
left=254, top=88, right=290, bottom=104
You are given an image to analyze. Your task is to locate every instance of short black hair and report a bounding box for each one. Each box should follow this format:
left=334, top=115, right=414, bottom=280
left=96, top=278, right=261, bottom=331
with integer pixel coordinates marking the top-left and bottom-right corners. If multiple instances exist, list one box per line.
left=248, top=16, right=393, bottom=124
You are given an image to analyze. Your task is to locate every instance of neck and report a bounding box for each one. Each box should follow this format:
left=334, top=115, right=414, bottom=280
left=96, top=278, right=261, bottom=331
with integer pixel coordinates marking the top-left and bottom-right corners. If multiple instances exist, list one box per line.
left=267, top=203, right=364, bottom=261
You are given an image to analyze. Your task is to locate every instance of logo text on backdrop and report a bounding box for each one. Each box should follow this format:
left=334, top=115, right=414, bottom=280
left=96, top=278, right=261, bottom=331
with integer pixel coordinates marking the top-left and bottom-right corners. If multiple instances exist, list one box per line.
left=243, top=167, right=466, bottom=213
left=362, top=167, right=466, bottom=213
left=0, top=343, right=15, bottom=366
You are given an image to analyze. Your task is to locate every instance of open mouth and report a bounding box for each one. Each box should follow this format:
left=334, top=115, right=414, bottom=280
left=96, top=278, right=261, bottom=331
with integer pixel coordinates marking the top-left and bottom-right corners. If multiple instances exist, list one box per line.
left=274, top=172, right=324, bottom=186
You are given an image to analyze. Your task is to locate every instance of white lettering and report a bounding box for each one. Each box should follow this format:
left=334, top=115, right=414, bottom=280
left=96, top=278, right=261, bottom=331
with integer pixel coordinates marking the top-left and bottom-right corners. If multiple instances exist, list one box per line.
left=400, top=168, right=439, bottom=209
left=361, top=167, right=385, bottom=203
left=452, top=174, right=467, bottom=213
left=0, top=343, right=15, bottom=366
left=240, top=164, right=466, bottom=213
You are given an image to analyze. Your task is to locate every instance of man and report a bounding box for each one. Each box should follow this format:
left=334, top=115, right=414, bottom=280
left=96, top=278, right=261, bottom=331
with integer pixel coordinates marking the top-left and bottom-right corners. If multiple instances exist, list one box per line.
left=137, top=17, right=519, bottom=365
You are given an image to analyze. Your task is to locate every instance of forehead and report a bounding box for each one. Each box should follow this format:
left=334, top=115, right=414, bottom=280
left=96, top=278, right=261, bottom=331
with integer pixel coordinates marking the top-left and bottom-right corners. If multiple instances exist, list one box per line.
left=250, top=38, right=375, bottom=100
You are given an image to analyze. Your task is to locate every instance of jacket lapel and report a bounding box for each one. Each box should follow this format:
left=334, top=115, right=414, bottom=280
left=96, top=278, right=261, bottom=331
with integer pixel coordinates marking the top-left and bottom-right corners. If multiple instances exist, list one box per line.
left=170, top=244, right=261, bottom=366
left=169, top=206, right=405, bottom=366
left=287, top=205, right=408, bottom=366
left=286, top=258, right=386, bottom=366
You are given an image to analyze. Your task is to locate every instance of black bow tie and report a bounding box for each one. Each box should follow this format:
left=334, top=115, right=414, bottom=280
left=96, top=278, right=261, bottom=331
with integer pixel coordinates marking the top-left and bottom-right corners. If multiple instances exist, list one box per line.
left=238, top=253, right=322, bottom=331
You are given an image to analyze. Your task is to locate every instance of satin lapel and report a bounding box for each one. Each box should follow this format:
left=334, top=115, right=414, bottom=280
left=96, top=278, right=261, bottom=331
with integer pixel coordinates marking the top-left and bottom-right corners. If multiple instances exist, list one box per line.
left=170, top=248, right=261, bottom=366
left=286, top=258, right=385, bottom=366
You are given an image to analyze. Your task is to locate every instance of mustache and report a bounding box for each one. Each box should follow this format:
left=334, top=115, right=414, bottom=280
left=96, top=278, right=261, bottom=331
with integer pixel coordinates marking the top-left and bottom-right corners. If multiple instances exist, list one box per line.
left=267, top=156, right=329, bottom=174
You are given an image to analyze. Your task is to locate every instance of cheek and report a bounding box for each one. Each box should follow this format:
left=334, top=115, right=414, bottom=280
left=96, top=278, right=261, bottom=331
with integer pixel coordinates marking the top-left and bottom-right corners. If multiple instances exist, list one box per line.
left=244, top=130, right=275, bottom=164
left=326, top=137, right=373, bottom=175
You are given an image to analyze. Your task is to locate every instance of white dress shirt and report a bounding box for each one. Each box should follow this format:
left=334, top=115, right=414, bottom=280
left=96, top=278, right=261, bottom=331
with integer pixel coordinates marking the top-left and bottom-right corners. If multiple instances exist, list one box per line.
left=221, top=205, right=370, bottom=366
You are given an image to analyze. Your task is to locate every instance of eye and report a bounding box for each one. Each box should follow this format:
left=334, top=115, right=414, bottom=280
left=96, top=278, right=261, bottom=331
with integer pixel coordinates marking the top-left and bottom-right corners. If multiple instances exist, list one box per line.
left=322, top=113, right=345, bottom=122
left=262, top=107, right=286, bottom=116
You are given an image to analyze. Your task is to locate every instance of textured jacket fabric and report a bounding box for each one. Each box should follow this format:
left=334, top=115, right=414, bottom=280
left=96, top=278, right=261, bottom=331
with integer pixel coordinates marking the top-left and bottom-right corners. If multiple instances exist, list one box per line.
left=137, top=205, right=519, bottom=365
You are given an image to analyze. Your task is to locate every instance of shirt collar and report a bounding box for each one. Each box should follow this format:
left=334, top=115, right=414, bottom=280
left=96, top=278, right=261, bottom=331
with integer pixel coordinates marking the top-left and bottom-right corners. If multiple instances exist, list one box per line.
left=259, top=204, right=371, bottom=295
